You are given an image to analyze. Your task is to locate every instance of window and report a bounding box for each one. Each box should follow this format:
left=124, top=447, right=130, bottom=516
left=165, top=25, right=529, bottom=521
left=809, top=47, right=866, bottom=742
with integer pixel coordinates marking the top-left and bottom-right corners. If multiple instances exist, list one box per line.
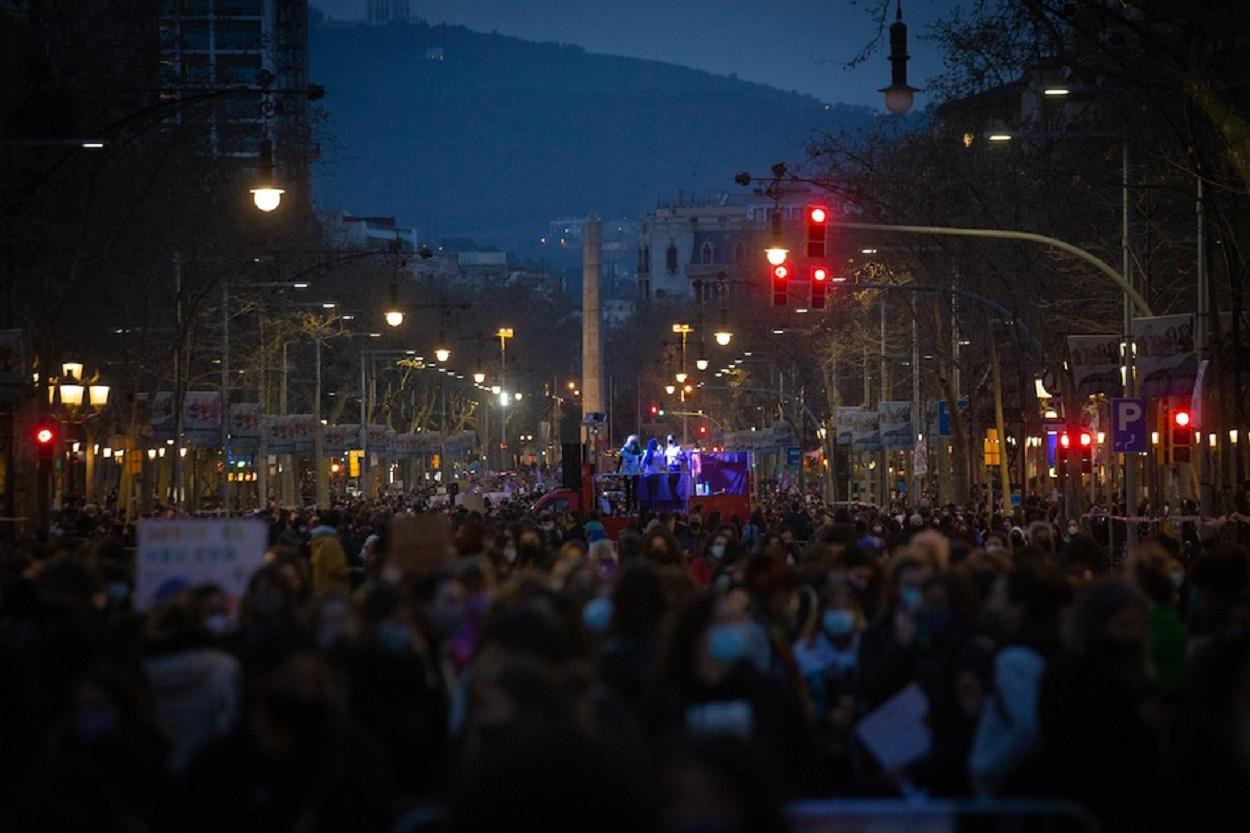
left=638, top=246, right=649, bottom=275
left=215, top=19, right=263, bottom=50
left=639, top=279, right=651, bottom=300
left=665, top=242, right=678, bottom=274
left=693, top=280, right=703, bottom=303
left=700, top=241, right=714, bottom=265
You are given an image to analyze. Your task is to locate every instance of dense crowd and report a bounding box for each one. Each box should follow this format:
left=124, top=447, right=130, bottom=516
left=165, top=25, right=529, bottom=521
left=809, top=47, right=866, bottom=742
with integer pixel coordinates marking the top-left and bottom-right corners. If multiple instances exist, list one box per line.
left=4, top=493, right=1250, bottom=833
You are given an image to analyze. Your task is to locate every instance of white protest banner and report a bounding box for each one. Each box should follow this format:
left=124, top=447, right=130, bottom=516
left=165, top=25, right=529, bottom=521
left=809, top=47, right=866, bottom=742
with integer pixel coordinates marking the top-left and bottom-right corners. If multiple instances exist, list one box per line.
left=266, top=415, right=295, bottom=454
left=851, top=408, right=881, bottom=453
left=136, top=518, right=267, bottom=616
left=835, top=407, right=858, bottom=446
left=228, top=403, right=261, bottom=451
left=323, top=424, right=362, bottom=455
left=1133, top=314, right=1198, bottom=398
left=183, top=391, right=223, bottom=448
left=289, top=414, right=315, bottom=454
left=150, top=392, right=175, bottom=442
left=1067, top=334, right=1123, bottom=396
left=878, top=401, right=913, bottom=450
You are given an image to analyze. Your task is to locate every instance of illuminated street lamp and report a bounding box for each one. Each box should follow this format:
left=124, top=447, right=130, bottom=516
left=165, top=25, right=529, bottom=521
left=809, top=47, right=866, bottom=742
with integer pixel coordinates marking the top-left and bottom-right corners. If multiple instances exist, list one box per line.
left=765, top=247, right=788, bottom=266
left=473, top=371, right=487, bottom=384
left=434, top=329, right=451, bottom=363
left=675, top=371, right=688, bottom=384
left=251, top=140, right=285, bottom=212
left=665, top=384, right=676, bottom=395
left=879, top=1, right=919, bottom=115
left=695, top=358, right=709, bottom=371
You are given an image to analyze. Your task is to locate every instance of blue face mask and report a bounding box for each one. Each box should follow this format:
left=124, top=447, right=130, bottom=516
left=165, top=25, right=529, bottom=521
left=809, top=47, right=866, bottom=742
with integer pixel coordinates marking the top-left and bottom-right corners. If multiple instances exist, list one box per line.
left=900, top=587, right=924, bottom=613
left=822, top=609, right=856, bottom=637
left=710, top=544, right=726, bottom=560
left=106, top=581, right=129, bottom=605
left=706, top=622, right=769, bottom=672
left=376, top=623, right=413, bottom=654
left=75, top=708, right=118, bottom=744
left=582, top=597, right=613, bottom=633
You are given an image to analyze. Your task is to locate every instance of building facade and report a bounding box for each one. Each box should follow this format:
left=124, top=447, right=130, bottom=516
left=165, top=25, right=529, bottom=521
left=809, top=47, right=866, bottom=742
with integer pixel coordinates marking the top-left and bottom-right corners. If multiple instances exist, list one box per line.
left=159, top=0, right=312, bottom=172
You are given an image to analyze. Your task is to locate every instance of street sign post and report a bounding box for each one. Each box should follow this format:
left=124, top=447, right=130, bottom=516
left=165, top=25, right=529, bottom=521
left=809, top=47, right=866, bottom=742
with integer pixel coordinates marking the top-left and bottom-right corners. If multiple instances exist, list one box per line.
left=1112, top=398, right=1148, bottom=454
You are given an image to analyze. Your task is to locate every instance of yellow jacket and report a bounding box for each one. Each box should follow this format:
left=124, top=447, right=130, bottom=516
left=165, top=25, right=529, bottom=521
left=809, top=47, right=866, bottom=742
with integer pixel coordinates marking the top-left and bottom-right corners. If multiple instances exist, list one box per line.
left=310, top=527, right=349, bottom=592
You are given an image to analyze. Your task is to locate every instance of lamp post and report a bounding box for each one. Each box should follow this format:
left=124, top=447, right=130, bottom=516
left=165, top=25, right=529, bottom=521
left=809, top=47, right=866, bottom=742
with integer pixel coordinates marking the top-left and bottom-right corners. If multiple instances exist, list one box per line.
left=879, top=0, right=919, bottom=115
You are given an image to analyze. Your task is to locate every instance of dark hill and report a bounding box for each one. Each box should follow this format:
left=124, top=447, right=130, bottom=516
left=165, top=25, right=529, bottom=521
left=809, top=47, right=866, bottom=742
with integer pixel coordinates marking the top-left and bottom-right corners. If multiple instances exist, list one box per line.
left=310, top=19, right=880, bottom=252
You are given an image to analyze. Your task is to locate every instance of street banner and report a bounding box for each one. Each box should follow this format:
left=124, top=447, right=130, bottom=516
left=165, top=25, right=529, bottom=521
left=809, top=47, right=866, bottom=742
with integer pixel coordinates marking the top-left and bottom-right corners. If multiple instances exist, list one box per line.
left=935, top=399, right=969, bottom=437
left=183, top=391, right=222, bottom=448
left=878, top=401, right=913, bottom=450
left=1111, top=397, right=1148, bottom=453
left=395, top=433, right=421, bottom=459
left=415, top=432, right=440, bottom=453
left=150, top=392, right=175, bottom=442
left=323, top=424, right=361, bottom=456
left=266, top=415, right=295, bottom=454
left=724, top=429, right=769, bottom=452
left=446, top=430, right=478, bottom=454
left=0, top=330, right=25, bottom=403
left=366, top=425, right=391, bottom=456
left=786, top=447, right=802, bottom=467
left=770, top=420, right=796, bottom=449
left=227, top=404, right=261, bottom=451
left=1067, top=334, right=1123, bottom=396
left=835, top=407, right=857, bottom=446
left=1192, top=359, right=1210, bottom=429
left=288, top=414, right=315, bottom=455
left=1133, top=314, right=1197, bottom=397
left=851, top=408, right=881, bottom=453
left=135, top=518, right=266, bottom=617
left=913, top=437, right=928, bottom=477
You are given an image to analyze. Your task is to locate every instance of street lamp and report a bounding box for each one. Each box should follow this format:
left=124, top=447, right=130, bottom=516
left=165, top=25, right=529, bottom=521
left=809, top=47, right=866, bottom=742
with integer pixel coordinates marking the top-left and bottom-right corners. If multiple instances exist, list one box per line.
left=879, top=1, right=919, bottom=115
left=713, top=306, right=733, bottom=346
left=675, top=371, right=688, bottom=384
left=665, top=384, right=677, bottom=395
left=251, top=140, right=284, bottom=212
left=473, top=371, right=487, bottom=384
left=62, top=361, right=83, bottom=381
left=434, top=329, right=451, bottom=363
left=696, top=358, right=709, bottom=371
left=765, top=247, right=788, bottom=266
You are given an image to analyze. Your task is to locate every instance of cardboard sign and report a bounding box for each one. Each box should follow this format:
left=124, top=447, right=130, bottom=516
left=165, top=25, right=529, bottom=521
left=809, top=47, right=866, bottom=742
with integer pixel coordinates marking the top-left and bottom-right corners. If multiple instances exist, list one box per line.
left=136, top=518, right=267, bottom=616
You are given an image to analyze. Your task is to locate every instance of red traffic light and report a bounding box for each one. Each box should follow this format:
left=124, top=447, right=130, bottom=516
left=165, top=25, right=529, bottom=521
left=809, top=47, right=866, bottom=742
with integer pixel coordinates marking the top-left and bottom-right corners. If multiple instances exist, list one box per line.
left=35, top=425, right=56, bottom=445
left=649, top=404, right=658, bottom=416
left=698, top=425, right=707, bottom=435
left=772, top=264, right=789, bottom=280
left=806, top=205, right=829, bottom=257
left=812, top=266, right=829, bottom=282
left=1078, top=431, right=1092, bottom=447
left=808, top=206, right=828, bottom=224
left=1174, top=410, right=1190, bottom=427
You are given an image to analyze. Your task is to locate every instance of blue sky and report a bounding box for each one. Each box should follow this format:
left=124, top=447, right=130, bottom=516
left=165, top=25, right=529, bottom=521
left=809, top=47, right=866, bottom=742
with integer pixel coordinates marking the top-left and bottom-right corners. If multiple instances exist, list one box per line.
left=312, top=0, right=953, bottom=109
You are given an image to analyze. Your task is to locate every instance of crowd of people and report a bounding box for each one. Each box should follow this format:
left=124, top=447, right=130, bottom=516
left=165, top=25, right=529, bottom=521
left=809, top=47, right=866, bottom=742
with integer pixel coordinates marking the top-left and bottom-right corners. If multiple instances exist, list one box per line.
left=4, top=490, right=1250, bottom=833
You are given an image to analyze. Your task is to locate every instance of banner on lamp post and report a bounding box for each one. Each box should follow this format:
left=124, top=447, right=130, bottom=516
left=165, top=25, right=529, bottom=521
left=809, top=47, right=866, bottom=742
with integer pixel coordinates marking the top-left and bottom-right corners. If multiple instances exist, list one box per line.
left=228, top=404, right=261, bottom=451
left=183, top=391, right=222, bottom=448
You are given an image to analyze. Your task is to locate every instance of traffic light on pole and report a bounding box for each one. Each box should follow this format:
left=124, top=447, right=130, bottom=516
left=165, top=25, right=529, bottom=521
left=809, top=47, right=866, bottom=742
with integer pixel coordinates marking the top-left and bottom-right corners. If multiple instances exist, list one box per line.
left=806, top=205, right=829, bottom=258
left=1058, top=431, right=1071, bottom=476
left=810, top=265, right=829, bottom=309
left=1078, top=429, right=1093, bottom=474
left=35, top=423, right=57, bottom=463
left=1171, top=408, right=1192, bottom=463
left=771, top=261, right=790, bottom=307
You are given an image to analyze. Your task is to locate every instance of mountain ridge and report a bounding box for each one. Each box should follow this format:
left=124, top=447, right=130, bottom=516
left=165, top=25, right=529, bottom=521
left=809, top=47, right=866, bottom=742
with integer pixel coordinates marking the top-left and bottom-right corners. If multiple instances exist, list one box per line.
left=310, top=18, right=881, bottom=253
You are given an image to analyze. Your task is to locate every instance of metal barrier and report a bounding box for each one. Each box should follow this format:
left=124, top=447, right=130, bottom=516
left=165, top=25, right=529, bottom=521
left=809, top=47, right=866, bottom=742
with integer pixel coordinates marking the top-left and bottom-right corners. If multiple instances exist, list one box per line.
left=786, top=799, right=1102, bottom=833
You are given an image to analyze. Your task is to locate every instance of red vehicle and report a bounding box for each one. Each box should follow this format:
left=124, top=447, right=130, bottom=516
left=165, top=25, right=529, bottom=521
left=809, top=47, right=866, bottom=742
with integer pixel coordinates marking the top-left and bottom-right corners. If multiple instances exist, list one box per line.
left=530, top=451, right=753, bottom=539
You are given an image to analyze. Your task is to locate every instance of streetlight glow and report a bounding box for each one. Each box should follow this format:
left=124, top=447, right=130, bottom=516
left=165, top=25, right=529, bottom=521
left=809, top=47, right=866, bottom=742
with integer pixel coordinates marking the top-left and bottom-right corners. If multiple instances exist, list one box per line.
left=714, top=330, right=732, bottom=346
left=435, top=347, right=451, bottom=363
left=62, top=361, right=83, bottom=381
left=765, top=247, right=788, bottom=266
left=696, top=358, right=709, bottom=371
left=385, top=310, right=405, bottom=327
left=675, top=371, right=688, bottom=384
left=987, top=133, right=1013, bottom=142
left=251, top=187, right=284, bottom=212
left=473, top=371, right=486, bottom=384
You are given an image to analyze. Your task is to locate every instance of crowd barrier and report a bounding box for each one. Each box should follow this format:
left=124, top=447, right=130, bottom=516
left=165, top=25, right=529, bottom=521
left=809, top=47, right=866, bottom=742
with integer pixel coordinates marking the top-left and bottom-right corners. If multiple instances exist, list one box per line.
left=390, top=799, right=1103, bottom=833
left=786, top=798, right=1102, bottom=833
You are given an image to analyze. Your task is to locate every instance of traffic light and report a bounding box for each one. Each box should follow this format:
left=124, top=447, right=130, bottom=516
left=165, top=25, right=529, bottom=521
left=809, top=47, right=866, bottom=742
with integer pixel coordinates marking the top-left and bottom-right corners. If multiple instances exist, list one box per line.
left=649, top=404, right=659, bottom=418
left=1078, top=430, right=1093, bottom=474
left=1057, top=431, right=1072, bottom=476
left=1171, top=408, right=1192, bottom=463
left=34, top=423, right=56, bottom=463
left=771, top=261, right=790, bottom=307
left=810, top=265, right=829, bottom=309
left=806, top=205, right=829, bottom=258
left=698, top=424, right=708, bottom=437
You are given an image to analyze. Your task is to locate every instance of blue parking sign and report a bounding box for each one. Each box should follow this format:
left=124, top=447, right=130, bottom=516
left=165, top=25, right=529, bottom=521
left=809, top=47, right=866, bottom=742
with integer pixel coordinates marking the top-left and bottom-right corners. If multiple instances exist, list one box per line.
left=1112, top=398, right=1148, bottom=453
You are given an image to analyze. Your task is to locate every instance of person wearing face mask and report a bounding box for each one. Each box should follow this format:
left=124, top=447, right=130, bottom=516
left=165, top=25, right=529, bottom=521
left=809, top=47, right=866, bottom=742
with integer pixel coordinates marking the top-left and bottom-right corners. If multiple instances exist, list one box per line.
left=1129, top=542, right=1188, bottom=697
left=140, top=594, right=241, bottom=773
left=688, top=532, right=731, bottom=589
left=857, top=553, right=932, bottom=709
left=1030, top=580, right=1158, bottom=833
left=649, top=591, right=812, bottom=789
left=338, top=579, right=450, bottom=802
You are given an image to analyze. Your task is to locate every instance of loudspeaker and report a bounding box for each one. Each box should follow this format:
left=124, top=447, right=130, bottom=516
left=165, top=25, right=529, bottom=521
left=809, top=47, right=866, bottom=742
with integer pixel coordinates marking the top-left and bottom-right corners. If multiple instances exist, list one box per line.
left=561, top=443, right=582, bottom=489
